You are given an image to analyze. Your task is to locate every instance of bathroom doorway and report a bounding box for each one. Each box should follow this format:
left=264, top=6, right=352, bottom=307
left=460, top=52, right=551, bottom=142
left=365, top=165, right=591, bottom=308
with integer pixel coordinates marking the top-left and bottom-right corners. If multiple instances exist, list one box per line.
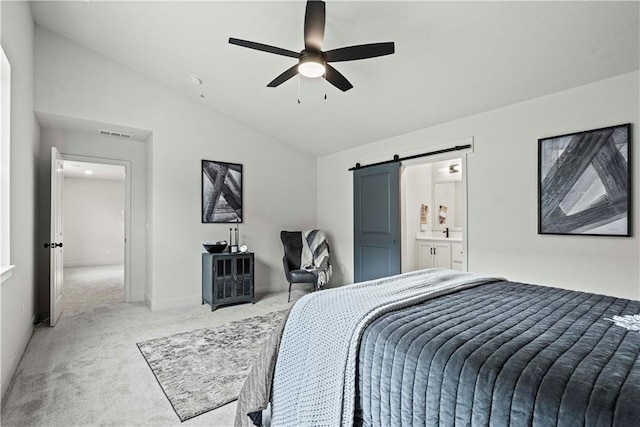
left=401, top=151, right=469, bottom=273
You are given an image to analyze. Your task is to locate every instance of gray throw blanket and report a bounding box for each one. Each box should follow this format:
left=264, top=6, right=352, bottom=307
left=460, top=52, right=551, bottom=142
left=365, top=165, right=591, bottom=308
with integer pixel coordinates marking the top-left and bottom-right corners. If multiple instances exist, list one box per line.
left=235, top=308, right=291, bottom=427
left=300, top=229, right=332, bottom=288
left=236, top=269, right=500, bottom=426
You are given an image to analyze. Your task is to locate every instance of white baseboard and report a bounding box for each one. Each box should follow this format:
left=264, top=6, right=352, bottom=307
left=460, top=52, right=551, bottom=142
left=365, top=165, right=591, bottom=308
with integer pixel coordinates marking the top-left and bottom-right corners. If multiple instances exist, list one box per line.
left=1, top=314, right=36, bottom=402
left=144, top=294, right=153, bottom=311
left=147, top=294, right=201, bottom=311
left=128, top=292, right=144, bottom=303
left=63, top=260, right=124, bottom=268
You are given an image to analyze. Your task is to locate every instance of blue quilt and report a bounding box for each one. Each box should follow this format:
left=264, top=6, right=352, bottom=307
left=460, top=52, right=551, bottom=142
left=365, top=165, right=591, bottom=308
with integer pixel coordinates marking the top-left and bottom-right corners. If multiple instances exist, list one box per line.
left=270, top=269, right=500, bottom=426
left=356, top=281, right=640, bottom=426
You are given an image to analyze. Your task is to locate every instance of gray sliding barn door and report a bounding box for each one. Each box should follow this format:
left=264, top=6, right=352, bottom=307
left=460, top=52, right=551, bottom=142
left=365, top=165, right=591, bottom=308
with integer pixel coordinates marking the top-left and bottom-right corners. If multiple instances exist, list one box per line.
left=353, top=162, right=401, bottom=282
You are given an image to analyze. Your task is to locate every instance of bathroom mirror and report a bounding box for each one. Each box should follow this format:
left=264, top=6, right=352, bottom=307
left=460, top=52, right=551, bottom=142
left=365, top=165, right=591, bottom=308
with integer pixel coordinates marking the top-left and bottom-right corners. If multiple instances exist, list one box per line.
left=433, top=181, right=462, bottom=229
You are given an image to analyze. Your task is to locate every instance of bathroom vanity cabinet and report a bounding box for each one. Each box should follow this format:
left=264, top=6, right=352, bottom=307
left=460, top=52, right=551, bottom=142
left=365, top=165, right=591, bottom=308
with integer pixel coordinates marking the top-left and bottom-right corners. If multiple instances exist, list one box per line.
left=417, top=238, right=463, bottom=271
left=451, top=242, right=463, bottom=270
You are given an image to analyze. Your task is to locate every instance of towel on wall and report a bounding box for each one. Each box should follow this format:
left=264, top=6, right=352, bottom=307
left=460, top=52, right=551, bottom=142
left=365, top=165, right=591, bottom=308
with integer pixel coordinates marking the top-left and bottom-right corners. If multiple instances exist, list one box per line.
left=300, top=230, right=332, bottom=288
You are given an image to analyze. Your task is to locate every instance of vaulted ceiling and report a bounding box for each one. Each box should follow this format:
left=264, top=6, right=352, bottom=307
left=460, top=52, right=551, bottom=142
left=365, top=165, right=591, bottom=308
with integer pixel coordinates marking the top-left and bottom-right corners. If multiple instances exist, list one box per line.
left=30, top=1, right=640, bottom=157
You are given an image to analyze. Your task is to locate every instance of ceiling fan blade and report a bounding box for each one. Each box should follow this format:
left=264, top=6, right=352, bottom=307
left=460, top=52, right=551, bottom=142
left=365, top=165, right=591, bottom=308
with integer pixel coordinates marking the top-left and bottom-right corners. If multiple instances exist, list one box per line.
left=325, top=42, right=395, bottom=62
left=324, top=64, right=353, bottom=92
left=229, top=38, right=299, bottom=58
left=304, top=1, right=326, bottom=51
left=267, top=65, right=300, bottom=87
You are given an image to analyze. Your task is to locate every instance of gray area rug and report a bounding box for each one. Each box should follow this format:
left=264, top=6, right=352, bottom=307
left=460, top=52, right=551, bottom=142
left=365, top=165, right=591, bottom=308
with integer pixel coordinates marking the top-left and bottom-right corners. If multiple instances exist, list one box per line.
left=137, top=310, right=286, bottom=421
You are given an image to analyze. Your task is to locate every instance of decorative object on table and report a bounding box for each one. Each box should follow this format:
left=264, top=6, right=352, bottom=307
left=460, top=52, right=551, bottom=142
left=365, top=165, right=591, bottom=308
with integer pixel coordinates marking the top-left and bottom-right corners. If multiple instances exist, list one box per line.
left=136, top=309, right=287, bottom=422
left=438, top=205, right=448, bottom=225
left=420, top=204, right=429, bottom=231
left=203, top=240, right=228, bottom=254
left=538, top=123, right=630, bottom=236
left=239, top=244, right=248, bottom=253
left=229, top=220, right=240, bottom=253
left=202, top=251, right=254, bottom=311
left=229, top=227, right=238, bottom=253
left=202, top=159, right=242, bottom=223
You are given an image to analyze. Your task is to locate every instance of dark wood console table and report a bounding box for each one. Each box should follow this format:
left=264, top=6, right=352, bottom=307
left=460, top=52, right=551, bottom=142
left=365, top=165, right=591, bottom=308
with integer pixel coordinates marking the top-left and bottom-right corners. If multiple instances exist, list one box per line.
left=202, top=252, right=254, bottom=311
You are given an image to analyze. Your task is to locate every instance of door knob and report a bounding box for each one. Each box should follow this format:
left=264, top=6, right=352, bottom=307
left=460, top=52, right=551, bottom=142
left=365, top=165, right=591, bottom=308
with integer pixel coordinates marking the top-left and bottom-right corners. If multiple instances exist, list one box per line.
left=44, top=242, right=52, bottom=248
left=54, top=242, right=63, bottom=248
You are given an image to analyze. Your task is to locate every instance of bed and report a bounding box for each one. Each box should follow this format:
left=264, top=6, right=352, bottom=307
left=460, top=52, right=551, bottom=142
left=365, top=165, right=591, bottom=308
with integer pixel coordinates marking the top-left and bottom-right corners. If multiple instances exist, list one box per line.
left=235, top=269, right=640, bottom=426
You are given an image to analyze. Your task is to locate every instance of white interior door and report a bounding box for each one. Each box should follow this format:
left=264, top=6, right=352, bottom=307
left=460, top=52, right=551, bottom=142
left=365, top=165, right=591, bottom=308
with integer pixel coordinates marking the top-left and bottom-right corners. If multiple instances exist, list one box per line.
left=50, top=147, right=64, bottom=326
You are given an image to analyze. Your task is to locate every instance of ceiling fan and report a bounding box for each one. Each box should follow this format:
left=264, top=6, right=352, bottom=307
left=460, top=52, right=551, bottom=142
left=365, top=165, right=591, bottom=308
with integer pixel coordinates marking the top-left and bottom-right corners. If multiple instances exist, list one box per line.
left=229, top=0, right=395, bottom=92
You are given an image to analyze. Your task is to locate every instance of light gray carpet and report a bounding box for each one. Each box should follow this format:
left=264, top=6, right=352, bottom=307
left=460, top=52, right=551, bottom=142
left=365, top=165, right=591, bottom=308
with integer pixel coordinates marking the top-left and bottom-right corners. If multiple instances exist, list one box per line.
left=0, top=272, right=303, bottom=426
left=137, top=310, right=286, bottom=421
left=63, top=264, right=125, bottom=317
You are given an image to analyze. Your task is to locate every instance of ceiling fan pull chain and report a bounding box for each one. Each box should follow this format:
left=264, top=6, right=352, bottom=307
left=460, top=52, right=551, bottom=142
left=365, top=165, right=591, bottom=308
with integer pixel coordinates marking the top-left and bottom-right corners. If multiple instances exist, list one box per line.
left=298, top=75, right=301, bottom=104
left=322, top=73, right=327, bottom=100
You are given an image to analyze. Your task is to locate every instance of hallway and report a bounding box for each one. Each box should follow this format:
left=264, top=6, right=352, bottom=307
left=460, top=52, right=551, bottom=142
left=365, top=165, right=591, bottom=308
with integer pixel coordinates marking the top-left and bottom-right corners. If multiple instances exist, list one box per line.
left=62, top=264, right=125, bottom=317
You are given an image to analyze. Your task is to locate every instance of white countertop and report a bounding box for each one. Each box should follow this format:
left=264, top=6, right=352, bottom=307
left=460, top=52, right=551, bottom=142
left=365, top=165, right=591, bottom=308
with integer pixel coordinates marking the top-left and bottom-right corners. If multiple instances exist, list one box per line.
left=415, top=232, right=462, bottom=242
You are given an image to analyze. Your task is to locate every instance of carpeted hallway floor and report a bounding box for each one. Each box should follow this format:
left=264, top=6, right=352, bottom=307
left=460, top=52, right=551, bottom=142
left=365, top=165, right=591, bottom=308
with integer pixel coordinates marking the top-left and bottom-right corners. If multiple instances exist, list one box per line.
left=0, top=266, right=304, bottom=426
left=62, top=265, right=125, bottom=317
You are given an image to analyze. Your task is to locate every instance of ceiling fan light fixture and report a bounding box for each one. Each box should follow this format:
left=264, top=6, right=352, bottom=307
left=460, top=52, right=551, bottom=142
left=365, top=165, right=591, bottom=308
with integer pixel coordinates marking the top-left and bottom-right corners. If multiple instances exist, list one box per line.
left=298, top=57, right=325, bottom=78
left=229, top=0, right=395, bottom=91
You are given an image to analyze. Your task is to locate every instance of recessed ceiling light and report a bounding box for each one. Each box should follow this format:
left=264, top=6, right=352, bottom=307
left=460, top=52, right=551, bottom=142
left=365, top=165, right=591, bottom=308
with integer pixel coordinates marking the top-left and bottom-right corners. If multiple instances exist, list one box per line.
left=189, top=74, right=202, bottom=85
left=84, top=170, right=94, bottom=175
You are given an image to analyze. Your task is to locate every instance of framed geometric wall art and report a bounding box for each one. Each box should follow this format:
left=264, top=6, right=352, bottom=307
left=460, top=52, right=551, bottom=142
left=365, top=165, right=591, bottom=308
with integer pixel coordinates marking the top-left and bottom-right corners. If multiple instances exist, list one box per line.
left=538, top=123, right=630, bottom=236
left=201, top=160, right=243, bottom=223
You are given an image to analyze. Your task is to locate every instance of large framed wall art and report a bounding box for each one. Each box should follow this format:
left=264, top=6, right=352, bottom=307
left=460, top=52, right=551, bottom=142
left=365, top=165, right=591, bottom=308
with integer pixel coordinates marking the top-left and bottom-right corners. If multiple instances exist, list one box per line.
left=201, top=160, right=243, bottom=223
left=538, top=123, right=630, bottom=236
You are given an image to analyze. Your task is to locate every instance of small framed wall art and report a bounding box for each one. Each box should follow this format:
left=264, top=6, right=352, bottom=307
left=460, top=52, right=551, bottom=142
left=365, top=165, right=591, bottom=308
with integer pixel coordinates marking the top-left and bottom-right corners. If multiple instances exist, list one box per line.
left=201, top=160, right=243, bottom=223
left=538, top=123, right=630, bottom=236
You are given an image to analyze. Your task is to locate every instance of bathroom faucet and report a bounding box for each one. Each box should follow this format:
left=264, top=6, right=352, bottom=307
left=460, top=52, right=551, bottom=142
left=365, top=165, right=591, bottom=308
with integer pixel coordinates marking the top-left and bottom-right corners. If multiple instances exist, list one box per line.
left=443, top=227, right=449, bottom=238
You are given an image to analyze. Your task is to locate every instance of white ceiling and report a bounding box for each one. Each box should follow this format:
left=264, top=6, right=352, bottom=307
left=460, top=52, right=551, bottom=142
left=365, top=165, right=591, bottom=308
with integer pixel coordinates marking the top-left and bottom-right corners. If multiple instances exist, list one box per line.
left=30, top=1, right=639, bottom=157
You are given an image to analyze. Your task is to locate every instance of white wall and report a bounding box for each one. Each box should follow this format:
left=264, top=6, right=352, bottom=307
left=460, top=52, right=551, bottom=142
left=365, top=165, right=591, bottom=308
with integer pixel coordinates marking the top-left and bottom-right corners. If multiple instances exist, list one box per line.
left=35, top=27, right=317, bottom=310
left=63, top=177, right=125, bottom=267
left=402, top=163, right=431, bottom=272
left=145, top=134, right=154, bottom=303
left=319, top=72, right=640, bottom=300
left=0, top=2, right=40, bottom=400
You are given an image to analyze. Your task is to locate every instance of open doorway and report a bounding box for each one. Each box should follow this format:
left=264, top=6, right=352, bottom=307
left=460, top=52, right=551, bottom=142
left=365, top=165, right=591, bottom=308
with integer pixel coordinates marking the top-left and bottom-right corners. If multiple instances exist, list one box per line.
left=61, top=160, right=126, bottom=316
left=401, top=151, right=469, bottom=274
